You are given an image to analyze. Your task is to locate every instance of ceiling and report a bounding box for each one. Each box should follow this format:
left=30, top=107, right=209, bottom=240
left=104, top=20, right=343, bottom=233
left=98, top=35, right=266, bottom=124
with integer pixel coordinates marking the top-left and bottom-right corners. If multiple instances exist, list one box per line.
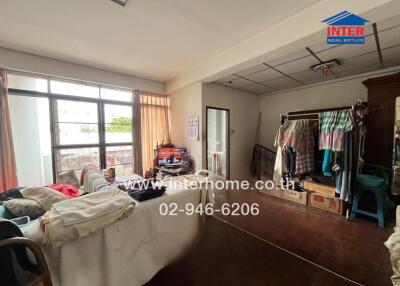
left=0, top=0, right=321, bottom=82
left=214, top=14, right=400, bottom=95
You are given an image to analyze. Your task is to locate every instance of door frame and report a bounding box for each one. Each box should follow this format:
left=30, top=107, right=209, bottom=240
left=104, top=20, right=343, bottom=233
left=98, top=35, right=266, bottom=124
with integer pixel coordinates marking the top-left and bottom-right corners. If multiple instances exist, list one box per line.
left=206, top=106, right=230, bottom=179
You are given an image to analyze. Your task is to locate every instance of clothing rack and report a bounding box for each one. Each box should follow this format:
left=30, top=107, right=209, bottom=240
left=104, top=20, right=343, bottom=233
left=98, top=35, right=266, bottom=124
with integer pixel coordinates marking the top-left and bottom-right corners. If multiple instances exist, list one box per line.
left=277, top=103, right=365, bottom=219
left=280, top=105, right=355, bottom=124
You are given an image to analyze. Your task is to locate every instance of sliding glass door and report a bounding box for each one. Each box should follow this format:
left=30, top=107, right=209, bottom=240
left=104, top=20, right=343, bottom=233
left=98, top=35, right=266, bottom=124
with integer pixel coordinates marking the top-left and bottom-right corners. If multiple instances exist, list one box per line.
left=206, top=107, right=230, bottom=178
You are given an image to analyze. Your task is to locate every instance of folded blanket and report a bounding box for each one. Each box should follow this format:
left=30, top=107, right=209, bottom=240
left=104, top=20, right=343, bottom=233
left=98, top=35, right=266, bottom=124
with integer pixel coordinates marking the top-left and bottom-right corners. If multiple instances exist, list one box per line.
left=20, top=187, right=68, bottom=211
left=42, top=189, right=135, bottom=247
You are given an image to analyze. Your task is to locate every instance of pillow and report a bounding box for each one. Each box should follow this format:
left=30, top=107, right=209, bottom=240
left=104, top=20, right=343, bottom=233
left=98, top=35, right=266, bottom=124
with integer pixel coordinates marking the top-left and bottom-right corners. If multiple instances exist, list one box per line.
left=3, top=199, right=45, bottom=219
left=58, top=170, right=80, bottom=188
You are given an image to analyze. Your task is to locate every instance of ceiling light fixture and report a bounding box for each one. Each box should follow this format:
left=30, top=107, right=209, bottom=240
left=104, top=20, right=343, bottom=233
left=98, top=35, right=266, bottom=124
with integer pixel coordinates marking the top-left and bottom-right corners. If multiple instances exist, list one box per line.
left=310, top=59, right=341, bottom=76
left=111, top=0, right=128, bottom=7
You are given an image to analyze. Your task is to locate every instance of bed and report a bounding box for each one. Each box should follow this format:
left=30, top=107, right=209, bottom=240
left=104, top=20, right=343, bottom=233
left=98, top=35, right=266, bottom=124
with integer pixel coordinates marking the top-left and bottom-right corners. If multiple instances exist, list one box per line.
left=24, top=176, right=212, bottom=286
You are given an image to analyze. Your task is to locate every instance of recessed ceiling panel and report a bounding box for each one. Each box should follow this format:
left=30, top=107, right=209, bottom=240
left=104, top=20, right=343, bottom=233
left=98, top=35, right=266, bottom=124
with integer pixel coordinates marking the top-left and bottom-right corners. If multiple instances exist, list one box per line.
left=309, top=42, right=337, bottom=54
left=224, top=77, right=252, bottom=88
left=241, top=84, right=275, bottom=95
left=382, top=45, right=400, bottom=63
left=273, top=55, right=318, bottom=75
left=379, top=26, right=400, bottom=49
left=334, top=52, right=380, bottom=76
left=262, top=76, right=301, bottom=90
left=377, top=14, right=400, bottom=32
left=317, top=34, right=376, bottom=63
left=215, top=75, right=239, bottom=83
left=235, top=64, right=268, bottom=77
left=267, top=49, right=310, bottom=67
left=290, top=69, right=328, bottom=84
left=245, top=68, right=282, bottom=82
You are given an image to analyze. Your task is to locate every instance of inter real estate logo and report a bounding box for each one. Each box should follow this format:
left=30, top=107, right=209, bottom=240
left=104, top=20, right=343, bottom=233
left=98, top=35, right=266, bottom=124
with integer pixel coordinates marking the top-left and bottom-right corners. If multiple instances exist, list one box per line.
left=322, top=11, right=369, bottom=45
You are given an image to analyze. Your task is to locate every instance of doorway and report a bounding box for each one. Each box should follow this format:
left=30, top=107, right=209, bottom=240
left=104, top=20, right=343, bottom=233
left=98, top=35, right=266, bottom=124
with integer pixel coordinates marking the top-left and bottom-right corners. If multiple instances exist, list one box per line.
left=206, top=106, right=230, bottom=178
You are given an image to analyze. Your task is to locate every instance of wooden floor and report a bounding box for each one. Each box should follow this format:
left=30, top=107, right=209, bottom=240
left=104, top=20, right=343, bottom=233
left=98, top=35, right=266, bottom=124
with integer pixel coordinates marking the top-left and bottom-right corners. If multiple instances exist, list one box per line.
left=145, top=189, right=394, bottom=286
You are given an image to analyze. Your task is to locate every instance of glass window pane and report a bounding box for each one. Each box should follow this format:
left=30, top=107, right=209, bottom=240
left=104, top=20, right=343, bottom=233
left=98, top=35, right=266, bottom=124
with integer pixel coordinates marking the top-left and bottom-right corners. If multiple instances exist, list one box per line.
left=104, top=104, right=132, bottom=143
left=55, top=147, right=100, bottom=179
left=8, top=73, right=48, bottom=92
left=50, top=80, right=99, bottom=98
left=101, top=87, right=132, bottom=102
left=55, top=100, right=99, bottom=145
left=8, top=94, right=53, bottom=186
left=106, top=146, right=132, bottom=176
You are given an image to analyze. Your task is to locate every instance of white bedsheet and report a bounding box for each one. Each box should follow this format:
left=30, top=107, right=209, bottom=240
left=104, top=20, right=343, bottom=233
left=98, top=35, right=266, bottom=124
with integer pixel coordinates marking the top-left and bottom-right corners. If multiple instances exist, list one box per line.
left=41, top=186, right=203, bottom=286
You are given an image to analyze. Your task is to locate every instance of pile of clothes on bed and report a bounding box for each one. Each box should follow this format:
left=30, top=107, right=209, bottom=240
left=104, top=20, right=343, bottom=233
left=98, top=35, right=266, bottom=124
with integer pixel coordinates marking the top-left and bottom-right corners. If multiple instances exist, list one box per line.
left=0, top=165, right=141, bottom=248
left=0, top=184, right=79, bottom=220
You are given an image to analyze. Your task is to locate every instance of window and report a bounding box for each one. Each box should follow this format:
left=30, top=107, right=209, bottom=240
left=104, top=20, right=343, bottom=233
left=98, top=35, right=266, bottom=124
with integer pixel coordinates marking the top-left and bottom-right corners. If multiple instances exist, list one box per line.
left=104, top=104, right=132, bottom=143
left=8, top=95, right=53, bottom=186
left=55, top=147, right=100, bottom=179
left=106, top=146, right=133, bottom=176
left=55, top=100, right=99, bottom=145
left=8, top=72, right=134, bottom=182
left=101, top=87, right=131, bottom=102
left=8, top=73, right=48, bottom=92
left=50, top=80, right=99, bottom=98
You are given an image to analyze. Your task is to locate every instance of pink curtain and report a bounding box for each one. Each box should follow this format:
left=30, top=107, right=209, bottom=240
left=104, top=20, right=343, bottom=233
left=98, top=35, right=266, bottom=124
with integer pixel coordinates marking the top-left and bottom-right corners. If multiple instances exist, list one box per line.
left=0, top=70, right=18, bottom=192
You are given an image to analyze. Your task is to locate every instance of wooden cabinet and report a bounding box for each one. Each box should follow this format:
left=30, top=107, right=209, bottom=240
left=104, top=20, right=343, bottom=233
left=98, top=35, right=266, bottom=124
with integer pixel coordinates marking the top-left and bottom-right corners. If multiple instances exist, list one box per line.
left=363, top=73, right=400, bottom=168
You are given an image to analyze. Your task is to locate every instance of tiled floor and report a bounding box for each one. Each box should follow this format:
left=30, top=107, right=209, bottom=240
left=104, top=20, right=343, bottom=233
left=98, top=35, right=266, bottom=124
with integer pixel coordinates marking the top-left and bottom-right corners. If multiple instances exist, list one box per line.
left=146, top=189, right=394, bottom=286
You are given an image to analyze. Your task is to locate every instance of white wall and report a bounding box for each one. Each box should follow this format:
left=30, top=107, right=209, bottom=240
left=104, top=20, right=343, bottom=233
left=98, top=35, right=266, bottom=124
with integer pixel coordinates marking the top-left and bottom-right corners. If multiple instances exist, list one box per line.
left=202, top=83, right=259, bottom=180
left=259, top=68, right=400, bottom=150
left=168, top=82, right=203, bottom=168
left=0, top=47, right=165, bottom=94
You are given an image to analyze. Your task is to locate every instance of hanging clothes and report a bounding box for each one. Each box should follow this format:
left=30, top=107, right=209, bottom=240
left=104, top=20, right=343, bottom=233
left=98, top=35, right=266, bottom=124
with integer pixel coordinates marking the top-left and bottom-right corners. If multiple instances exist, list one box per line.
left=319, top=110, right=354, bottom=151
left=295, top=136, right=314, bottom=175
left=335, top=132, right=353, bottom=202
left=322, top=149, right=333, bottom=177
left=275, top=119, right=314, bottom=177
left=273, top=146, right=283, bottom=183
left=276, top=120, right=310, bottom=154
left=286, top=147, right=296, bottom=176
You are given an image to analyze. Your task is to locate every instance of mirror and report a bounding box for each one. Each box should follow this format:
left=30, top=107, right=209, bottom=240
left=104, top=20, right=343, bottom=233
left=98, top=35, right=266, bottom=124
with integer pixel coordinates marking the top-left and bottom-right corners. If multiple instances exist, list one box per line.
left=392, top=97, right=400, bottom=195
left=206, top=107, right=229, bottom=178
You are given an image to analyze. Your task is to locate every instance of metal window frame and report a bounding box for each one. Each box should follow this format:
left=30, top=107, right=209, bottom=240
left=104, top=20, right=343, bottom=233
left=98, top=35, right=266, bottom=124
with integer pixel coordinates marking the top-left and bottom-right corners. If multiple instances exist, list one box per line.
left=9, top=87, right=133, bottom=183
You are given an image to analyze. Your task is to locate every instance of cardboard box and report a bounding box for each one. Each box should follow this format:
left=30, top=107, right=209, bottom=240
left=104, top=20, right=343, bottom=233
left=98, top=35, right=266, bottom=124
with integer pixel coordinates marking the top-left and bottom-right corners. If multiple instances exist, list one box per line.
left=308, top=192, right=343, bottom=215
left=261, top=187, right=308, bottom=205
left=303, top=181, right=336, bottom=197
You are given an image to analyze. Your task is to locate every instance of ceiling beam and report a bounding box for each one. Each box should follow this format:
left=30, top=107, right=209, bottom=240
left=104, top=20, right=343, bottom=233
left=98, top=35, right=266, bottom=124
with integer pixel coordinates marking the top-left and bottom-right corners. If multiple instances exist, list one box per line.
left=305, top=47, right=323, bottom=63
left=305, top=46, right=337, bottom=76
left=372, top=23, right=384, bottom=64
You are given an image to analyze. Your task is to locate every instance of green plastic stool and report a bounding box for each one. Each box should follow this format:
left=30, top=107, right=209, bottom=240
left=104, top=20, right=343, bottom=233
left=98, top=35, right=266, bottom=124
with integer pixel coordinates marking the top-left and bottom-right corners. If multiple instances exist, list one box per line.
left=351, top=174, right=386, bottom=227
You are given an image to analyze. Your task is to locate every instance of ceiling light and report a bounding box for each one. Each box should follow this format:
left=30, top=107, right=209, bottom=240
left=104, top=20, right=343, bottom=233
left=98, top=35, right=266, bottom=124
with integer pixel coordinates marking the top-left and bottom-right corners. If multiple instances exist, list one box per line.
left=310, top=59, right=341, bottom=75
left=111, top=0, right=128, bottom=7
